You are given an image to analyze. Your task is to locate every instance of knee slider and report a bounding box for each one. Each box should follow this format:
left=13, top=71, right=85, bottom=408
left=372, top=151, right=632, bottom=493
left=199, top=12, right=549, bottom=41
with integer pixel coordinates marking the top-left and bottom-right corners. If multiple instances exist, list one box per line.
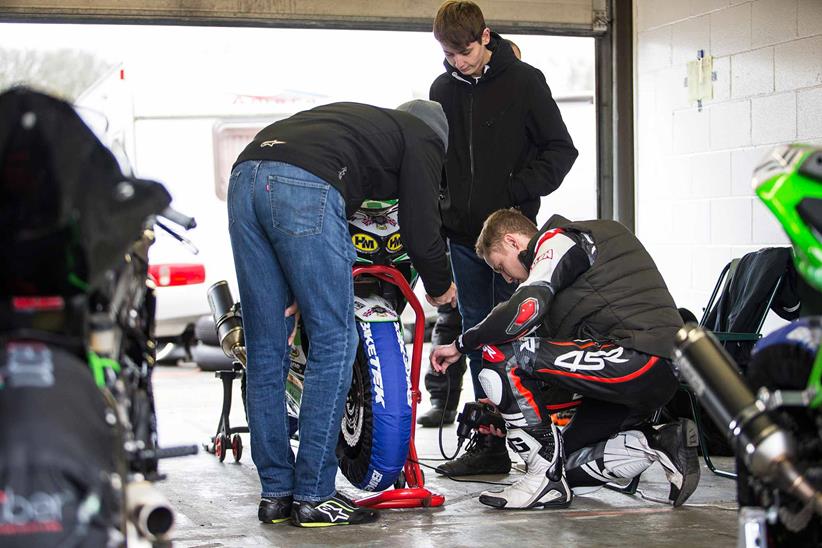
left=478, top=368, right=505, bottom=406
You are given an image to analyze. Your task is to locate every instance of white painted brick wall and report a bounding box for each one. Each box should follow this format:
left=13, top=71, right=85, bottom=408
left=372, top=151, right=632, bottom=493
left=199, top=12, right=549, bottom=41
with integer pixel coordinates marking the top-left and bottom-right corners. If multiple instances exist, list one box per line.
left=731, top=48, right=774, bottom=98
left=751, top=0, right=797, bottom=48
left=711, top=56, right=732, bottom=101
left=691, top=151, right=732, bottom=198
left=679, top=200, right=711, bottom=244
left=636, top=0, right=691, bottom=31
left=797, top=86, right=822, bottom=140
left=798, top=0, right=822, bottom=38
left=710, top=3, right=752, bottom=57
left=692, top=246, right=733, bottom=292
left=730, top=146, right=769, bottom=195
left=638, top=27, right=673, bottom=72
left=674, top=108, right=710, bottom=153
left=647, top=245, right=694, bottom=290
left=691, top=0, right=732, bottom=17
left=751, top=92, right=797, bottom=144
left=636, top=0, right=822, bottom=315
left=774, top=35, right=822, bottom=92
left=672, top=16, right=711, bottom=66
left=636, top=199, right=675, bottom=245
left=710, top=197, right=752, bottom=244
left=654, top=67, right=690, bottom=114
left=668, top=156, right=692, bottom=198
left=709, top=100, right=751, bottom=149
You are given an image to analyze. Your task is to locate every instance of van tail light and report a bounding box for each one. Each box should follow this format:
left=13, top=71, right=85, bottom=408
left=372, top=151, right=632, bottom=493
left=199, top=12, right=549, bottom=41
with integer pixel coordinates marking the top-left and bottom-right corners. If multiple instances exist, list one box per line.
left=148, top=264, right=206, bottom=287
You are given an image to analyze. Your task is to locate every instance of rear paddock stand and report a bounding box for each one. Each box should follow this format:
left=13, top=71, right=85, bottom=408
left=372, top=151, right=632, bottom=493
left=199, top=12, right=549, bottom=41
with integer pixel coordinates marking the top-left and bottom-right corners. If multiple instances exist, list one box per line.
left=351, top=265, right=445, bottom=509
left=203, top=362, right=248, bottom=463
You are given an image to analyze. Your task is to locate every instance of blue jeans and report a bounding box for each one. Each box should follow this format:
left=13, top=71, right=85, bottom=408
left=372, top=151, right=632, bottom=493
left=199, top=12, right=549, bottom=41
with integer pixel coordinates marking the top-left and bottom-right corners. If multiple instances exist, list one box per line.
left=228, top=160, right=358, bottom=502
left=448, top=240, right=518, bottom=399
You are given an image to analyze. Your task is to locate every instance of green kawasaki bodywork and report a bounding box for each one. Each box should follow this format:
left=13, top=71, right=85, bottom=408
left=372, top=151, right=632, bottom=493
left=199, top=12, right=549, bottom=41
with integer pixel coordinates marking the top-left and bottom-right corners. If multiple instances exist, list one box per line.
left=754, top=144, right=822, bottom=407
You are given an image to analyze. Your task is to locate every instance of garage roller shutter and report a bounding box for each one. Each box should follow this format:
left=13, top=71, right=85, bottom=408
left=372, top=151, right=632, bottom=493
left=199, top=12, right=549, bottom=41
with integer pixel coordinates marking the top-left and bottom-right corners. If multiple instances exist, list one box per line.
left=0, top=0, right=607, bottom=35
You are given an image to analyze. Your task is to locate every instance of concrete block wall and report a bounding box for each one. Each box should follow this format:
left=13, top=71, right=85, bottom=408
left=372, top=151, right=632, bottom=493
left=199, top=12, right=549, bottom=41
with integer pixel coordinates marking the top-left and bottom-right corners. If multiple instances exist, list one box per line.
left=634, top=0, right=822, bottom=321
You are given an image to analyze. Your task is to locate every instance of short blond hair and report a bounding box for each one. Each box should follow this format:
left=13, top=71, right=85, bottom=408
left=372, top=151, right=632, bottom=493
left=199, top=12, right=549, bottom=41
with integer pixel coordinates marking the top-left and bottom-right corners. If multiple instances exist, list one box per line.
left=475, top=208, right=538, bottom=258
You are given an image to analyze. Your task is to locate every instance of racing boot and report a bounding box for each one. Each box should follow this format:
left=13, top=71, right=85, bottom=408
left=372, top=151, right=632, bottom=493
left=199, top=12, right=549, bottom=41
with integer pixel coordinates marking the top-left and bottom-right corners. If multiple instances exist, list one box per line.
left=417, top=405, right=458, bottom=427
left=435, top=432, right=512, bottom=476
left=478, top=424, right=572, bottom=509
left=647, top=418, right=700, bottom=507
left=565, top=421, right=700, bottom=506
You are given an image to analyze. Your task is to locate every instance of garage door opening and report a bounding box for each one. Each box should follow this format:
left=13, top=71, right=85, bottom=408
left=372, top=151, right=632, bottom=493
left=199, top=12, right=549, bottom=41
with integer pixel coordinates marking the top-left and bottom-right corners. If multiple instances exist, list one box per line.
left=0, top=22, right=595, bottom=339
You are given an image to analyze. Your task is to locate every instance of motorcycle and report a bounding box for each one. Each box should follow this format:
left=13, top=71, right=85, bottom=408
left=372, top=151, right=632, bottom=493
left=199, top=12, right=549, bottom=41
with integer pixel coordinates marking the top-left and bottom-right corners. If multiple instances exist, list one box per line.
left=0, top=87, right=197, bottom=547
left=207, top=199, right=443, bottom=507
left=673, top=144, right=822, bottom=547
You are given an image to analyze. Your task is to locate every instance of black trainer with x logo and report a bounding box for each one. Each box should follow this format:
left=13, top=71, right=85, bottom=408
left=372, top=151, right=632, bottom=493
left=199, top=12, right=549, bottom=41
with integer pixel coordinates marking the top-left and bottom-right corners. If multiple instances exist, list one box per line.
left=291, top=492, right=378, bottom=527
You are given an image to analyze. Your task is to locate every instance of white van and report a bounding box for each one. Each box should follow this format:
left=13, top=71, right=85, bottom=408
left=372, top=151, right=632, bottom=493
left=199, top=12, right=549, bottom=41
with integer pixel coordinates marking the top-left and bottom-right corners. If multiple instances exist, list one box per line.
left=77, top=69, right=327, bottom=353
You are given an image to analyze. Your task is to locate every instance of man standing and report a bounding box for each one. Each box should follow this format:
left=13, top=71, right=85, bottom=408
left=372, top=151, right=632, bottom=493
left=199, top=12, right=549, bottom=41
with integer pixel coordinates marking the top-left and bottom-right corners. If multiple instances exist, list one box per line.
left=418, top=37, right=523, bottom=430
left=431, top=209, right=698, bottom=510
left=430, top=0, right=578, bottom=474
left=229, top=100, right=456, bottom=527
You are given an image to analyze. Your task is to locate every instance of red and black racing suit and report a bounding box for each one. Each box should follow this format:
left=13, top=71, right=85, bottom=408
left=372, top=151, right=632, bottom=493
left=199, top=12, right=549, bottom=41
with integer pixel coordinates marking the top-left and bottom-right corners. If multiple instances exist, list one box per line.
left=455, top=226, right=679, bottom=457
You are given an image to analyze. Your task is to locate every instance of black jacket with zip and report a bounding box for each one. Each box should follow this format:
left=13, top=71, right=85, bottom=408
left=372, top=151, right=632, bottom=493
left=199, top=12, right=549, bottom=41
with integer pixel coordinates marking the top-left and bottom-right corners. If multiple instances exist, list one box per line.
left=234, top=102, right=452, bottom=297
left=430, top=33, right=578, bottom=247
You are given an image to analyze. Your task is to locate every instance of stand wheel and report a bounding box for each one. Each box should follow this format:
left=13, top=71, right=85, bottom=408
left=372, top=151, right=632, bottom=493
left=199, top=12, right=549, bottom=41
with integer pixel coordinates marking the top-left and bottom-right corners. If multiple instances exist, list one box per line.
left=404, top=468, right=424, bottom=488
left=393, top=471, right=406, bottom=489
left=231, top=434, right=243, bottom=462
left=214, top=434, right=228, bottom=462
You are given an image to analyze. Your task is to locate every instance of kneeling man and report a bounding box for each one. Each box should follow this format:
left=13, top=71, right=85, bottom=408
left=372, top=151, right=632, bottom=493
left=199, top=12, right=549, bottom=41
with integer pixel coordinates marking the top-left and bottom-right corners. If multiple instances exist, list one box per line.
left=431, top=209, right=700, bottom=510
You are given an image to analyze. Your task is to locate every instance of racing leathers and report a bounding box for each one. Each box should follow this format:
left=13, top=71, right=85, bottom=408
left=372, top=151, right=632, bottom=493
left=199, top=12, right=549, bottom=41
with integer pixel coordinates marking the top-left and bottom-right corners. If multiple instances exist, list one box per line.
left=457, top=215, right=696, bottom=509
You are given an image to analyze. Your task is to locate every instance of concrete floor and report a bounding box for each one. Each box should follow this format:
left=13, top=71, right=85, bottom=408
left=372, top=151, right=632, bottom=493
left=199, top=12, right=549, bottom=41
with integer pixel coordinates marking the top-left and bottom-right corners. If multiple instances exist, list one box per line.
left=152, top=348, right=741, bottom=547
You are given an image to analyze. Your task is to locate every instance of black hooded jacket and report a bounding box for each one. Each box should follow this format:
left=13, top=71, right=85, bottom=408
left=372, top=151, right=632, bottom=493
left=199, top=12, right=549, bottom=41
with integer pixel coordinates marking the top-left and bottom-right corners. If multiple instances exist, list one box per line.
left=234, top=102, right=451, bottom=297
left=430, top=34, right=578, bottom=246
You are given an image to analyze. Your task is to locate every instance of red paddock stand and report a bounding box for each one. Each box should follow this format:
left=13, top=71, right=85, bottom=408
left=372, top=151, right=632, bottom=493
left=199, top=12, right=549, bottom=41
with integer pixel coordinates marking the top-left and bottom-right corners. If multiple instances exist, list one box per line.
left=351, top=265, right=445, bottom=510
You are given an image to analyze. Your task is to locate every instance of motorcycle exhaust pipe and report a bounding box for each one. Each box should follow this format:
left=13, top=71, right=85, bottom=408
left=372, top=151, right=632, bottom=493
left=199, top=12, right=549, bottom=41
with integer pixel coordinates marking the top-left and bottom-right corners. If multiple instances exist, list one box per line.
left=125, top=480, right=175, bottom=541
left=674, top=324, right=822, bottom=516
left=206, top=281, right=246, bottom=366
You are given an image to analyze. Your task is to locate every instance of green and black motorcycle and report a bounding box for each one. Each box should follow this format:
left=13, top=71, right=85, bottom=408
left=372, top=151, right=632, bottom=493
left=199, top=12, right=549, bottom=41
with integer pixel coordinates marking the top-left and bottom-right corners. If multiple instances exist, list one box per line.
left=675, top=144, right=822, bottom=546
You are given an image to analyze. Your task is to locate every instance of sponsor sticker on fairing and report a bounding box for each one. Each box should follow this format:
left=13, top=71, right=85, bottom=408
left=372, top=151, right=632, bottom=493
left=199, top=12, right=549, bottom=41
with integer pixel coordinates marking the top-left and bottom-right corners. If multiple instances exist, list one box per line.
left=352, top=233, right=379, bottom=253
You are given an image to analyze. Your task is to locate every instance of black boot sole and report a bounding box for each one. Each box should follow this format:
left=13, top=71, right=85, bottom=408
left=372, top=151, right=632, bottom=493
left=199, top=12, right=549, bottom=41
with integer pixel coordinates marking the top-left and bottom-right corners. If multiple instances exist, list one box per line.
left=669, top=419, right=700, bottom=507
left=417, top=410, right=457, bottom=427
left=435, top=461, right=512, bottom=476
left=478, top=494, right=572, bottom=510
left=291, top=514, right=378, bottom=527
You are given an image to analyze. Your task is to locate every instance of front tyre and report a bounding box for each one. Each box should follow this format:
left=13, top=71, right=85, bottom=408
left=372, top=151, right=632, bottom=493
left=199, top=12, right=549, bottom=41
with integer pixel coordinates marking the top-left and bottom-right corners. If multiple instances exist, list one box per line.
left=337, top=321, right=411, bottom=491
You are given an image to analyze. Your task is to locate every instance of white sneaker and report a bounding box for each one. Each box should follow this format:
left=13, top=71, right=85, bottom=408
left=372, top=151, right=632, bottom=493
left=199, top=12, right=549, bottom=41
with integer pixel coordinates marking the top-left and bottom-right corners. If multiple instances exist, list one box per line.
left=478, top=426, right=572, bottom=510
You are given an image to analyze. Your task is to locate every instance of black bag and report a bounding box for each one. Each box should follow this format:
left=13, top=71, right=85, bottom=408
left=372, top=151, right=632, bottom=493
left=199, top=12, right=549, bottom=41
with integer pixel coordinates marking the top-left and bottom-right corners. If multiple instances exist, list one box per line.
left=0, top=341, right=118, bottom=547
